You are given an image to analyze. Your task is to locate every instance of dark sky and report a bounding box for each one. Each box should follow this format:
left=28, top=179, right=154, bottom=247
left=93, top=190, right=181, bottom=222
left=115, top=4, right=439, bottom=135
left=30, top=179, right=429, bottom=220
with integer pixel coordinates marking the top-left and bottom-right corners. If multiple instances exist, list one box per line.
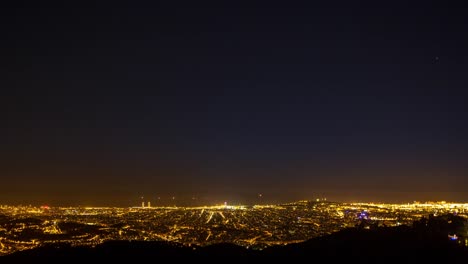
left=2, top=2, right=468, bottom=206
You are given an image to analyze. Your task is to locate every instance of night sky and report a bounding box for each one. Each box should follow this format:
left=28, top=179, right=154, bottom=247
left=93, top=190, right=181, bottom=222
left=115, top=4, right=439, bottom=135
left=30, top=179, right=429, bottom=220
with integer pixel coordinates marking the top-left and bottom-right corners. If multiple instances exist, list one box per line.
left=2, top=2, right=468, bottom=206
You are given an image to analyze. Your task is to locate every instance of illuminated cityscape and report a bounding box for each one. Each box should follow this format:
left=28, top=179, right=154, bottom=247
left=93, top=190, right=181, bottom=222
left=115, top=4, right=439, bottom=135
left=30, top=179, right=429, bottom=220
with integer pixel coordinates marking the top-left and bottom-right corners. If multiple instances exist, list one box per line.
left=3, top=0, right=468, bottom=260
left=1, top=200, right=467, bottom=256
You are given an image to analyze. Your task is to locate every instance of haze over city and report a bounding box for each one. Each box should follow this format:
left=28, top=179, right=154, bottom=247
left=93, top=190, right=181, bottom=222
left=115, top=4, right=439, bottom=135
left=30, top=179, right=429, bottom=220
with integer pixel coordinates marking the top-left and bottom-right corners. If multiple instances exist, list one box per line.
left=2, top=2, right=468, bottom=206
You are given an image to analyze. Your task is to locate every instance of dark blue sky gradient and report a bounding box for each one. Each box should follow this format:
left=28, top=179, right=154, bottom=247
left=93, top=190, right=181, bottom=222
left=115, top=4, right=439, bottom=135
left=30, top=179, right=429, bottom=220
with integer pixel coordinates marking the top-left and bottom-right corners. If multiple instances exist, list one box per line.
left=2, top=2, right=468, bottom=205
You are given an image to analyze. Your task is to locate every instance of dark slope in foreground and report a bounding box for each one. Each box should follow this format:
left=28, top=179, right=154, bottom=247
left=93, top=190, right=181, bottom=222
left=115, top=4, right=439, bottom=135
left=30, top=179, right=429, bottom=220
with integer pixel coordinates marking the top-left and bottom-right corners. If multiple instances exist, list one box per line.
left=3, top=215, right=468, bottom=262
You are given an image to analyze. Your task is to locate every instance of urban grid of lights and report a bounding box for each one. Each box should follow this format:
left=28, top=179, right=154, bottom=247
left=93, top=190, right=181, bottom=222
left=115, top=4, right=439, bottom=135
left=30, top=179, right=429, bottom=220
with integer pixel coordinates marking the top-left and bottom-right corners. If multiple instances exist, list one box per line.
left=0, top=200, right=467, bottom=256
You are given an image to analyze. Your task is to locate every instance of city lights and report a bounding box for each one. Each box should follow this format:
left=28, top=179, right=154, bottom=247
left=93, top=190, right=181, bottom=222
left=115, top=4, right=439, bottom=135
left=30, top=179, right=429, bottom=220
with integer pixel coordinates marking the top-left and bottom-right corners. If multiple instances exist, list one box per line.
left=0, top=200, right=467, bottom=256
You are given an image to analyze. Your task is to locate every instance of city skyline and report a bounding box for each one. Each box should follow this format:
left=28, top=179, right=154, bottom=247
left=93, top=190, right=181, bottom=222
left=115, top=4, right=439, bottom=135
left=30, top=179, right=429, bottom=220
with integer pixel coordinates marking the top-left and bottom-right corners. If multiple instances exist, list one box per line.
left=2, top=2, right=468, bottom=205
left=2, top=191, right=468, bottom=208
left=1, top=199, right=467, bottom=257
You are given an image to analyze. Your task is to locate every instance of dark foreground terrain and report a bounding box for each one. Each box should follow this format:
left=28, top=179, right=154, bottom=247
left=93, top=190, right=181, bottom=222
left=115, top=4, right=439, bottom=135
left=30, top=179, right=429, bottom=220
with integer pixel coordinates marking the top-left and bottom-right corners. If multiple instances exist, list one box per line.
left=2, top=214, right=468, bottom=262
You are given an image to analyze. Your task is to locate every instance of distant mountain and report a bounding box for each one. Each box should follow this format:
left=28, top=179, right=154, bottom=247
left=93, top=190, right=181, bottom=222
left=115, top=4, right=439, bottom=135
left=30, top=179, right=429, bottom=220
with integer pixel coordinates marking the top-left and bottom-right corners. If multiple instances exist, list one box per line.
left=2, top=214, right=467, bottom=262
